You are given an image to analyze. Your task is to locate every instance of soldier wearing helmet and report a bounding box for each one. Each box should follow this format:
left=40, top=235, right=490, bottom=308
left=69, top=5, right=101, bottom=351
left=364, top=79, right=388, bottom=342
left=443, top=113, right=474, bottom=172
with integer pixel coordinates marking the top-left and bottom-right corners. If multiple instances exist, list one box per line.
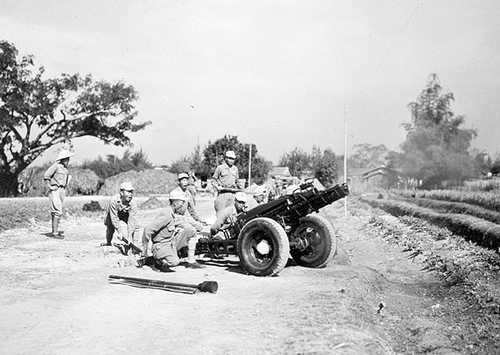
left=212, top=150, right=240, bottom=218
left=102, top=181, right=141, bottom=254
left=210, top=191, right=248, bottom=238
left=43, top=149, right=74, bottom=238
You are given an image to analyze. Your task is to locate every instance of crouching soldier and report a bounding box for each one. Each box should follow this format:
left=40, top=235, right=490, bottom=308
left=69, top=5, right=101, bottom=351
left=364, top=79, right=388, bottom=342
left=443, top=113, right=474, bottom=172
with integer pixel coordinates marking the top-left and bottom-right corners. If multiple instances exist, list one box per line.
left=43, top=149, right=74, bottom=239
left=103, top=182, right=141, bottom=255
left=169, top=172, right=207, bottom=232
left=142, top=206, right=204, bottom=271
left=210, top=192, right=248, bottom=239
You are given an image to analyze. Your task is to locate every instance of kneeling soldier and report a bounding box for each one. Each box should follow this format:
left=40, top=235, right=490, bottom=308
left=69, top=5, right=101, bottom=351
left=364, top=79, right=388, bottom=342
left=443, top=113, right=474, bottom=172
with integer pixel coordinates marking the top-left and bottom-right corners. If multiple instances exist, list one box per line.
left=169, top=172, right=207, bottom=232
left=142, top=206, right=204, bottom=271
left=210, top=191, right=248, bottom=238
left=103, top=181, right=141, bottom=254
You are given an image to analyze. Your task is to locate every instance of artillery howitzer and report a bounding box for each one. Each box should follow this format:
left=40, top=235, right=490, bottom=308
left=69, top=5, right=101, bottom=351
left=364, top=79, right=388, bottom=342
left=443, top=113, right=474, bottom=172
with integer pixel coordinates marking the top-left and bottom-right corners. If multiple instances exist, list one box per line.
left=196, top=181, right=349, bottom=276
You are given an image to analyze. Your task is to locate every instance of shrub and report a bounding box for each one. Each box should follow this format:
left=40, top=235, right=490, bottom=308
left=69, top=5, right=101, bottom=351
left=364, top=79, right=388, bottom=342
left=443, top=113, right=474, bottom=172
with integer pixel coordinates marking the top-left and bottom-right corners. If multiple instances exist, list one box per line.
left=20, top=166, right=100, bottom=196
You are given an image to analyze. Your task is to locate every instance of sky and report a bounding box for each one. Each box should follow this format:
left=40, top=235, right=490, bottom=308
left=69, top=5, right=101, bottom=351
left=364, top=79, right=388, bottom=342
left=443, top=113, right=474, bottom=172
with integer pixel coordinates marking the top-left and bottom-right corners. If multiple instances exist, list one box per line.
left=1, top=0, right=499, bottom=165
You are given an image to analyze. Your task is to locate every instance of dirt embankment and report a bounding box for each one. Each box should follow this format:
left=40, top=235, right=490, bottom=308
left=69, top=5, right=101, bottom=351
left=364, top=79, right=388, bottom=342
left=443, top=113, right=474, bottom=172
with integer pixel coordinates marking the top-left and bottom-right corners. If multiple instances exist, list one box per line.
left=0, top=197, right=498, bottom=354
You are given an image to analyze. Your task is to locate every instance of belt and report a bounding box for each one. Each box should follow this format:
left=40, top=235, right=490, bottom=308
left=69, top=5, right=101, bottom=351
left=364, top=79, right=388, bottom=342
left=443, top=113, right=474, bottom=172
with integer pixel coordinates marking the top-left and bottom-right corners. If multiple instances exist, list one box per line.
left=218, top=188, right=239, bottom=194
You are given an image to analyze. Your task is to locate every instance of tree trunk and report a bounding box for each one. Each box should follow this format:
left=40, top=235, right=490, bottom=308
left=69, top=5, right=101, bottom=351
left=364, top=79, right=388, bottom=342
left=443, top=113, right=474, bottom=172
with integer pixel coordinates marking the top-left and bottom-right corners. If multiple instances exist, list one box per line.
left=0, top=170, right=20, bottom=197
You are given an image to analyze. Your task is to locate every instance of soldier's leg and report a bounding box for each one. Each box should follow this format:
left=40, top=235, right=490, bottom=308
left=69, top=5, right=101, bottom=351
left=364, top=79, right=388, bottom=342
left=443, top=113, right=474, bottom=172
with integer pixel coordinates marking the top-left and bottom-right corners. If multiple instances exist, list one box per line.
left=49, top=188, right=63, bottom=239
left=158, top=243, right=180, bottom=272
left=103, top=223, right=115, bottom=246
left=175, top=224, right=203, bottom=268
left=152, top=240, right=180, bottom=272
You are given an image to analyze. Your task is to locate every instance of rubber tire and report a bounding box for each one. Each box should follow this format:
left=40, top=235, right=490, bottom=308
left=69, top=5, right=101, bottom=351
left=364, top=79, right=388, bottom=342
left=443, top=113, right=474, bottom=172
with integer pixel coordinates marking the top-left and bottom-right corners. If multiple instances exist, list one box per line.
left=291, top=214, right=336, bottom=268
left=237, top=217, right=290, bottom=276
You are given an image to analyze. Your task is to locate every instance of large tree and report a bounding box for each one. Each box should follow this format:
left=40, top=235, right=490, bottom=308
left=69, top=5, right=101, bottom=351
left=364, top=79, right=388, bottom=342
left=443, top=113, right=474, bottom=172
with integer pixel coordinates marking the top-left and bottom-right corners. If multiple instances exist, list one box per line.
left=203, top=135, right=272, bottom=184
left=279, top=147, right=311, bottom=177
left=0, top=41, right=149, bottom=196
left=395, top=74, right=476, bottom=188
left=311, top=146, right=338, bottom=186
left=348, top=143, right=392, bottom=169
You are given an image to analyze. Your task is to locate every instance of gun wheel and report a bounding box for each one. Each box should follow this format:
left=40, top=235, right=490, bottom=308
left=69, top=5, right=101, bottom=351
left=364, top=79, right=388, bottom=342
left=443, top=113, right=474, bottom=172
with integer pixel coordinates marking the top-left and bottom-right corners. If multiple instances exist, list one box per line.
left=291, top=214, right=336, bottom=268
left=237, top=217, right=290, bottom=276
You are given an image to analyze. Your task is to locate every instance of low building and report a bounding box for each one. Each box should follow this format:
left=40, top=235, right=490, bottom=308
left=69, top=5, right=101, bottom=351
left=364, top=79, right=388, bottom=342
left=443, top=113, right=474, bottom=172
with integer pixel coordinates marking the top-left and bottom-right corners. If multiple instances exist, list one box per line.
left=348, top=166, right=400, bottom=192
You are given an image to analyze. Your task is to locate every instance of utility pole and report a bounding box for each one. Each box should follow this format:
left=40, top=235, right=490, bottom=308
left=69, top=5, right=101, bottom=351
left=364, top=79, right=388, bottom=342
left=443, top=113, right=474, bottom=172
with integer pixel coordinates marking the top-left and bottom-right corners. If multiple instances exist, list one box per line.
left=248, top=144, right=252, bottom=187
left=344, top=104, right=348, bottom=217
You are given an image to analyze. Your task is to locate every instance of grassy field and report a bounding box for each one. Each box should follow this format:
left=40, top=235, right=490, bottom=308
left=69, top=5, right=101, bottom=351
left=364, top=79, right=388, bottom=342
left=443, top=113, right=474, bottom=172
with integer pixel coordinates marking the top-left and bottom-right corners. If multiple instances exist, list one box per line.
left=0, top=195, right=168, bottom=231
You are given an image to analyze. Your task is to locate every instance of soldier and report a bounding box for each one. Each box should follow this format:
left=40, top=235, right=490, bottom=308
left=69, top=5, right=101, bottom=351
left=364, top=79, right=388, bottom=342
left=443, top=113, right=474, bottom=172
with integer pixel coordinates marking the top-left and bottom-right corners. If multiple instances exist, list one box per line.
left=210, top=191, right=248, bottom=238
left=169, top=172, right=207, bottom=232
left=212, top=150, right=239, bottom=218
left=43, top=149, right=74, bottom=239
left=102, top=181, right=141, bottom=255
left=142, top=205, right=203, bottom=271
left=253, top=185, right=268, bottom=204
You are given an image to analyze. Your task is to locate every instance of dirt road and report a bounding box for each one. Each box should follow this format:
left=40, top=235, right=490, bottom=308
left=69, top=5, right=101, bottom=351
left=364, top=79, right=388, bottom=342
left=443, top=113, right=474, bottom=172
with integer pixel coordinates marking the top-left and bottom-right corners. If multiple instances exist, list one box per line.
left=0, top=198, right=497, bottom=354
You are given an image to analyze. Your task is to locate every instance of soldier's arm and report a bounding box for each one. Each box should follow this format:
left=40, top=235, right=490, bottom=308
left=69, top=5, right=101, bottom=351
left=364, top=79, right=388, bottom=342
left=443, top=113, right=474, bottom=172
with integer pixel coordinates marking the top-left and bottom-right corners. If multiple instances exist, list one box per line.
left=107, top=199, right=123, bottom=239
left=127, top=201, right=139, bottom=239
left=43, top=163, right=57, bottom=189
left=211, top=166, right=222, bottom=191
left=187, top=197, right=204, bottom=223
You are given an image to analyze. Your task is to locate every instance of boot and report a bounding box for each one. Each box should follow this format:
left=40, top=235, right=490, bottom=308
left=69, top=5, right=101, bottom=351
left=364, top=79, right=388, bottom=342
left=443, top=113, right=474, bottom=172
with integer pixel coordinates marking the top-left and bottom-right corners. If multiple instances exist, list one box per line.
left=50, top=215, right=64, bottom=239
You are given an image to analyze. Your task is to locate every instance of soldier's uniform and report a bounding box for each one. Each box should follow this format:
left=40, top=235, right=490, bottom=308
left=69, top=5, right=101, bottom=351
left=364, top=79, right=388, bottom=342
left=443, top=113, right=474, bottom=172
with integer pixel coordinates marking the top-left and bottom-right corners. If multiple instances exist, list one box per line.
left=213, top=158, right=239, bottom=218
left=143, top=206, right=197, bottom=268
left=103, top=193, right=140, bottom=244
left=169, top=186, right=204, bottom=232
left=44, top=161, right=70, bottom=217
left=210, top=192, right=248, bottom=239
left=43, top=149, right=74, bottom=238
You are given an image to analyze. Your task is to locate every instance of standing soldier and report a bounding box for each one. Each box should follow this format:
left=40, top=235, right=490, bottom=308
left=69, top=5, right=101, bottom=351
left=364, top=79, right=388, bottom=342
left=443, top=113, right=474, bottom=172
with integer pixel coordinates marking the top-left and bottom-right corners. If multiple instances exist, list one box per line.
left=103, top=181, right=141, bottom=255
left=212, top=150, right=239, bottom=219
left=43, top=149, right=74, bottom=239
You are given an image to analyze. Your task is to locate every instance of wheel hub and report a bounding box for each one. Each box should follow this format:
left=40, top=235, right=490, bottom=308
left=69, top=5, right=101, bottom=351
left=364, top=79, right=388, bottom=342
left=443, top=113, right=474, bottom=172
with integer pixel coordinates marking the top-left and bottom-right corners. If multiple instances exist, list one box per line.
left=255, top=239, right=271, bottom=255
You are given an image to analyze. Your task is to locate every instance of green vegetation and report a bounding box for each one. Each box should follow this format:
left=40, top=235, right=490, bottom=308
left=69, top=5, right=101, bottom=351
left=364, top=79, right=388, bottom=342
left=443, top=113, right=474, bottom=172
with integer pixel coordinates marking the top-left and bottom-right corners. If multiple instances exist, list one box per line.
left=169, top=135, right=273, bottom=184
left=394, top=189, right=500, bottom=212
left=396, top=197, right=500, bottom=224
left=362, top=196, right=500, bottom=249
left=0, top=40, right=149, bottom=197
left=389, top=74, right=476, bottom=188
left=81, top=149, right=153, bottom=179
left=279, top=146, right=339, bottom=186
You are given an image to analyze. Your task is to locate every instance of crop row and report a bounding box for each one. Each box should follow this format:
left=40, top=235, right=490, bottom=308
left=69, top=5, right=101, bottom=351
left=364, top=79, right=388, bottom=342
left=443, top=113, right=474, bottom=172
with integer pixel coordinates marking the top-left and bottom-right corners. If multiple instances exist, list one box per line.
left=361, top=197, right=500, bottom=250
left=393, top=189, right=500, bottom=212
left=395, top=197, right=500, bottom=225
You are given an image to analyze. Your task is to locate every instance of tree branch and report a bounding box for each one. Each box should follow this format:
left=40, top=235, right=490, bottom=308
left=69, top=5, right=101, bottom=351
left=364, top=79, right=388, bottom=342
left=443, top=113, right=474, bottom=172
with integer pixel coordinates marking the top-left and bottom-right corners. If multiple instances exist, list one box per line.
left=33, top=110, right=68, bottom=143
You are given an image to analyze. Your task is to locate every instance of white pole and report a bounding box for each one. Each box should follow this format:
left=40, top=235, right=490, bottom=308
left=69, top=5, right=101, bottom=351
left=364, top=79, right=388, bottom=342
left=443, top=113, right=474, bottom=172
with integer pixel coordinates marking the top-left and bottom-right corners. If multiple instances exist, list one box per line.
left=248, top=144, right=252, bottom=187
left=344, top=104, right=348, bottom=217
